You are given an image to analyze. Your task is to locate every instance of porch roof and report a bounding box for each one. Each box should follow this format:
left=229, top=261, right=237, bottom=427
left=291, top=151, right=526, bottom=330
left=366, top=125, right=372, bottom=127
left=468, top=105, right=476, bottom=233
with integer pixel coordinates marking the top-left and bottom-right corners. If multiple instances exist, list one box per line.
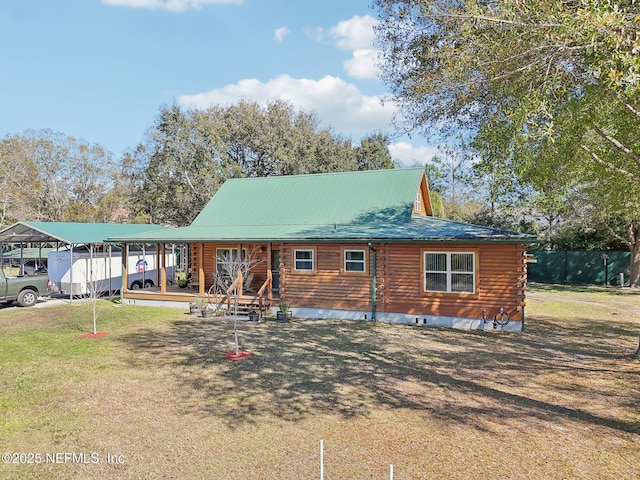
left=106, top=214, right=533, bottom=244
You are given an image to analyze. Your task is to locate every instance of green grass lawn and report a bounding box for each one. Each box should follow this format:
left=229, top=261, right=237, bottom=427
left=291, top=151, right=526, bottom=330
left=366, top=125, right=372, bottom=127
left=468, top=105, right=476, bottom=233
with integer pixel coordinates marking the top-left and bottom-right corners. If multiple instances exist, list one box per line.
left=0, top=286, right=639, bottom=479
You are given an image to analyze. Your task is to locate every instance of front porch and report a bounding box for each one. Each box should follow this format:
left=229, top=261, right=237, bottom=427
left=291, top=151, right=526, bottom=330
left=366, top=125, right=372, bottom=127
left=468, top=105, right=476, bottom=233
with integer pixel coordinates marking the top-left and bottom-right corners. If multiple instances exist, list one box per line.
left=120, top=241, right=280, bottom=317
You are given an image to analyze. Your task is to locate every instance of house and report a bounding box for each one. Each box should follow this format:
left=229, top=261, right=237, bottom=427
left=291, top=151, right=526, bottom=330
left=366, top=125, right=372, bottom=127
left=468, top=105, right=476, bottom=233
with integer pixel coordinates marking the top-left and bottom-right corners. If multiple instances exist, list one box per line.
left=107, top=168, right=532, bottom=331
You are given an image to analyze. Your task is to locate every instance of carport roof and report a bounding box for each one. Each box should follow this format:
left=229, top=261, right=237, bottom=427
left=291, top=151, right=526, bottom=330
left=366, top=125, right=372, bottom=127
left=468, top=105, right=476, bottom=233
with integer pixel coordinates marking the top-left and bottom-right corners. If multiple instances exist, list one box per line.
left=0, top=222, right=165, bottom=245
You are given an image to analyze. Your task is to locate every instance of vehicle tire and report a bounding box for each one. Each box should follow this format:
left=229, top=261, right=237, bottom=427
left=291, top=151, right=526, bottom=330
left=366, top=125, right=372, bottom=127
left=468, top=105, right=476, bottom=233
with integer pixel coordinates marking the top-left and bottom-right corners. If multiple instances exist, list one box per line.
left=144, top=279, right=154, bottom=288
left=130, top=281, right=142, bottom=290
left=17, top=289, right=38, bottom=307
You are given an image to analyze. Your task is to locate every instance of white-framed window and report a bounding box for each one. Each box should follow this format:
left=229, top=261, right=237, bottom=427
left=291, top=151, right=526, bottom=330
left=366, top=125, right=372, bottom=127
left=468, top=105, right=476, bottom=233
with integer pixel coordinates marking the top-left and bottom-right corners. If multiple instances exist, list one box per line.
left=424, top=252, right=475, bottom=293
left=294, top=249, right=314, bottom=271
left=216, top=248, right=246, bottom=274
left=344, top=249, right=366, bottom=273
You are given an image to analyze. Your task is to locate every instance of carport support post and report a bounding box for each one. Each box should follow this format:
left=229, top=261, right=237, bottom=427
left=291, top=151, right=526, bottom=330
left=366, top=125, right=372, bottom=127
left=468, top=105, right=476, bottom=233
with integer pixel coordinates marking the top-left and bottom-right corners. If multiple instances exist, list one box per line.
left=142, top=244, right=146, bottom=287
left=108, top=245, right=113, bottom=295
left=121, top=243, right=128, bottom=301
left=69, top=244, right=74, bottom=304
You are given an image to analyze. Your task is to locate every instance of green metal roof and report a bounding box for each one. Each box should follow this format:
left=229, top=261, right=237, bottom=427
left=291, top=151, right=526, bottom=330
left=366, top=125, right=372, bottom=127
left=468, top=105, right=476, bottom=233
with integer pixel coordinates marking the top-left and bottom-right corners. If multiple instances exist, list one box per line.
left=2, top=247, right=55, bottom=259
left=0, top=222, right=165, bottom=245
left=191, top=167, right=425, bottom=227
left=106, top=214, right=532, bottom=243
left=106, top=168, right=533, bottom=244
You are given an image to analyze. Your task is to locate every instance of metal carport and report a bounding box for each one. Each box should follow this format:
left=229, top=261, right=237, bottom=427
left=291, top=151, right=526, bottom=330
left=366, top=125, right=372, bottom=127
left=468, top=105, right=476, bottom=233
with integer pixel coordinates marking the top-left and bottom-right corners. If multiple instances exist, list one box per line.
left=0, top=222, right=166, bottom=301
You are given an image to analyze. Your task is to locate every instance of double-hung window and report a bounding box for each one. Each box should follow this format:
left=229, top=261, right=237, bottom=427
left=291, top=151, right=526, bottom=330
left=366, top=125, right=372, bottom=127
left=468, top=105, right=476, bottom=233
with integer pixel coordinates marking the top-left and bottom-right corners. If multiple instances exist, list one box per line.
left=294, top=249, right=314, bottom=271
left=424, top=252, right=475, bottom=293
left=344, top=249, right=366, bottom=273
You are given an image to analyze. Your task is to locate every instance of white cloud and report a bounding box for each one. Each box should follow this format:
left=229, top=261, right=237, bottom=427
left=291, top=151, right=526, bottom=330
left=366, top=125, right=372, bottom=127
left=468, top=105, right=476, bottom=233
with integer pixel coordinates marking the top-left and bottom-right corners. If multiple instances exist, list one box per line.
left=343, top=48, right=378, bottom=79
left=317, top=15, right=379, bottom=80
left=177, top=74, right=394, bottom=134
left=329, top=15, right=377, bottom=51
left=101, top=0, right=243, bottom=12
left=274, top=27, right=290, bottom=43
left=388, top=142, right=440, bottom=166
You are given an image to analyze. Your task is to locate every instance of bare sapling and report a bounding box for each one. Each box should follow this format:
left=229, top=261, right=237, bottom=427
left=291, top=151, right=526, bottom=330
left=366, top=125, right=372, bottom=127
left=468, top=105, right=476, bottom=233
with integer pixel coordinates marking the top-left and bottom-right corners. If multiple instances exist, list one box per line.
left=215, top=247, right=262, bottom=355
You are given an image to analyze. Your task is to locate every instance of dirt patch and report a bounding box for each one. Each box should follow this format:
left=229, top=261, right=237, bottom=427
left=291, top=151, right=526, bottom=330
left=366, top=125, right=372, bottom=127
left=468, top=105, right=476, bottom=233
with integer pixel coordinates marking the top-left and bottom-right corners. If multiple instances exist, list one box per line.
left=81, top=331, right=110, bottom=339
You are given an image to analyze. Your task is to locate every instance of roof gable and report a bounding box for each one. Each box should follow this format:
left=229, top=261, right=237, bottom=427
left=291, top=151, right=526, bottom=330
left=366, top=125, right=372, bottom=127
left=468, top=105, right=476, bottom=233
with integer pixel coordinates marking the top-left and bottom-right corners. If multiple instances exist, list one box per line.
left=191, top=168, right=428, bottom=228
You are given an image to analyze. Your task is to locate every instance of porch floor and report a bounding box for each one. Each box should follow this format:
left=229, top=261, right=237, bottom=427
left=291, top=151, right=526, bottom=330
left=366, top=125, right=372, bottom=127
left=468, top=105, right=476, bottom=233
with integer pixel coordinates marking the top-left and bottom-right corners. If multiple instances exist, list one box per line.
left=123, top=284, right=279, bottom=304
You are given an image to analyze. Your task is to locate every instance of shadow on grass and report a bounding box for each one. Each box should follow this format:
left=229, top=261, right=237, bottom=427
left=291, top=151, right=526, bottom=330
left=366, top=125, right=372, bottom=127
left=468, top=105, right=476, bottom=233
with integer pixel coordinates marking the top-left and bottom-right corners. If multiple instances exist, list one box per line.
left=120, top=307, right=640, bottom=436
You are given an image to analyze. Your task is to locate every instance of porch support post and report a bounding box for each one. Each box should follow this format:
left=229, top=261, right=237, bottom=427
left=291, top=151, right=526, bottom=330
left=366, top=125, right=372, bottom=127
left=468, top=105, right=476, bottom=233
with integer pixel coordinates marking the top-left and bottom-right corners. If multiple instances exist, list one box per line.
left=198, top=243, right=205, bottom=295
left=156, top=244, right=161, bottom=287
left=160, top=243, right=167, bottom=294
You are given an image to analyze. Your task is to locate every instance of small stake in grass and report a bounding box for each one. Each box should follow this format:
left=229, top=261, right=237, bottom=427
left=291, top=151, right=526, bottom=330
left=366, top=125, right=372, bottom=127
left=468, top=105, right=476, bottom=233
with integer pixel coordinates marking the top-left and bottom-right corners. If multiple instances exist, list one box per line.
left=320, top=440, right=324, bottom=480
left=390, top=464, right=394, bottom=480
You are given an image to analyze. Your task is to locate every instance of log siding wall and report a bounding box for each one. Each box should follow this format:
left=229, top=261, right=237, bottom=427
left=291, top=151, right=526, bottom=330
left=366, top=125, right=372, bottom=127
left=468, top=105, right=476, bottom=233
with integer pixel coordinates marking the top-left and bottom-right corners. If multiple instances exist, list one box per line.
left=382, top=243, right=525, bottom=321
left=281, top=244, right=371, bottom=310
left=282, top=242, right=526, bottom=321
left=191, top=241, right=526, bottom=321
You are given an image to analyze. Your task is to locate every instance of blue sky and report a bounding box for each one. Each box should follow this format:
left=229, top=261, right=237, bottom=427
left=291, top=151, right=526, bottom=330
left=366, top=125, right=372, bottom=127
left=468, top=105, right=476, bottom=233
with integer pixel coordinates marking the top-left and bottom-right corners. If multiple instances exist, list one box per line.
left=0, top=0, right=438, bottom=165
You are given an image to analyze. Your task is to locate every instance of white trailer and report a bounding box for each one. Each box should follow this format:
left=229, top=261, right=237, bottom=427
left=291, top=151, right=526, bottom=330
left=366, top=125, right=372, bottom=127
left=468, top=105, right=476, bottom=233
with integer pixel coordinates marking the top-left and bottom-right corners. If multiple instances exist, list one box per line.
left=48, top=246, right=175, bottom=296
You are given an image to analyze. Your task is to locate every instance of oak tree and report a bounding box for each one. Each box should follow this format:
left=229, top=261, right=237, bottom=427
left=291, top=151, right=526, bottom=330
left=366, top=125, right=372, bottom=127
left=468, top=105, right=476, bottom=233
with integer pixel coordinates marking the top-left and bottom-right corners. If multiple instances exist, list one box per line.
left=375, top=0, right=640, bottom=285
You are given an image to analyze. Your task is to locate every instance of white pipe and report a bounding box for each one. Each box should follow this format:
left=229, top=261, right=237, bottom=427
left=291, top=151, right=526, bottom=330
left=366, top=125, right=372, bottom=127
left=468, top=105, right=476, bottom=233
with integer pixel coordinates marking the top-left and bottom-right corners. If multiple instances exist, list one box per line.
left=390, top=464, right=394, bottom=480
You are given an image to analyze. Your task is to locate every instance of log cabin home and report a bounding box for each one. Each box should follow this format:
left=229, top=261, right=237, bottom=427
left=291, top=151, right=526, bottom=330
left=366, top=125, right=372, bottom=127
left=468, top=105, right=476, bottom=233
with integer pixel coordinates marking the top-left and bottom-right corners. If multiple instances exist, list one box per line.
left=108, top=168, right=533, bottom=331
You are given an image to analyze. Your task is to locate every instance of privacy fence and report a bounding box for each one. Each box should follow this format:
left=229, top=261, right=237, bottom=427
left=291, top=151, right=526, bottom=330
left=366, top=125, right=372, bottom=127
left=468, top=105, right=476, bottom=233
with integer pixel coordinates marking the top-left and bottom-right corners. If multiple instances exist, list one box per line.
left=528, top=250, right=630, bottom=286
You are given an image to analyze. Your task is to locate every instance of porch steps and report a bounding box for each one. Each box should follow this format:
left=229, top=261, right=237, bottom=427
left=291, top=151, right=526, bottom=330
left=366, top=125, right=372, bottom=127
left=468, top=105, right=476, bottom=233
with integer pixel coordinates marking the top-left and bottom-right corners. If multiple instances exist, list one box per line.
left=224, top=294, right=272, bottom=320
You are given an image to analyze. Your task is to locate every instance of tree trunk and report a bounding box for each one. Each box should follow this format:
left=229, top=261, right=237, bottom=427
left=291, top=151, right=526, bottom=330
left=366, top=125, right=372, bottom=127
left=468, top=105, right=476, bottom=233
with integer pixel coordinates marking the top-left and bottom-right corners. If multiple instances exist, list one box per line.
left=630, top=239, right=640, bottom=288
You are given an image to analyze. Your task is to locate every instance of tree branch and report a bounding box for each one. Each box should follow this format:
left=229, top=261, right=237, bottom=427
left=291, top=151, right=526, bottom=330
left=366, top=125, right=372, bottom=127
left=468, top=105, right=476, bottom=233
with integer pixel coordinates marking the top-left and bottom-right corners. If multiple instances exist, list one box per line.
left=592, top=125, right=640, bottom=171
left=579, top=144, right=640, bottom=186
left=625, top=102, right=640, bottom=121
left=430, top=12, right=561, bottom=28
left=603, top=220, right=632, bottom=249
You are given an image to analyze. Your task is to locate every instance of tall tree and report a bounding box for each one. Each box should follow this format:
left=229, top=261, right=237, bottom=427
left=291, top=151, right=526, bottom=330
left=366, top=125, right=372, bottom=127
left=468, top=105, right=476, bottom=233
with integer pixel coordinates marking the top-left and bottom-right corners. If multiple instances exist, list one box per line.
left=0, top=136, right=36, bottom=226
left=355, top=132, right=394, bottom=170
left=0, top=129, right=117, bottom=226
left=135, top=100, right=393, bottom=226
left=429, top=143, right=475, bottom=221
left=374, top=0, right=640, bottom=285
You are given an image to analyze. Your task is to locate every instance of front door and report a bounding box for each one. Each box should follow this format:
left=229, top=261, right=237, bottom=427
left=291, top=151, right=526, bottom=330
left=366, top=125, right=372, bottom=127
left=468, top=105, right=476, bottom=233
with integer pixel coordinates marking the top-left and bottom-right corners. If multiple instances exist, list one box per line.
left=271, top=250, right=280, bottom=292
